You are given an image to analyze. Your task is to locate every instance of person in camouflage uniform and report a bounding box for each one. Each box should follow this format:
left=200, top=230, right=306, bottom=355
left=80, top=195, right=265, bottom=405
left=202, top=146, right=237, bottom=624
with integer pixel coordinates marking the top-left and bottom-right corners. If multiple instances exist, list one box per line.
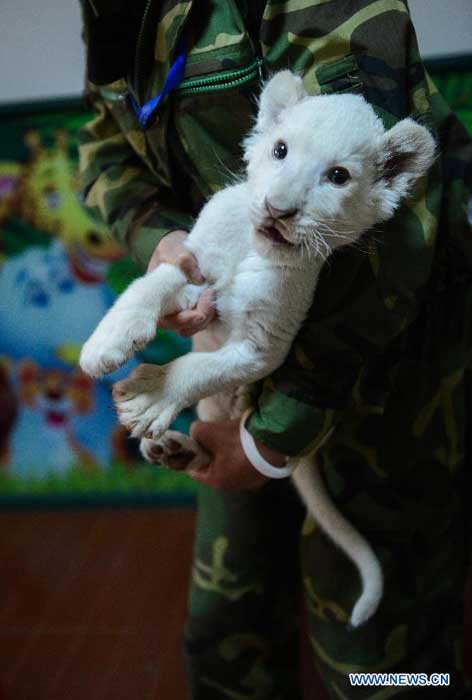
left=79, top=1, right=472, bottom=697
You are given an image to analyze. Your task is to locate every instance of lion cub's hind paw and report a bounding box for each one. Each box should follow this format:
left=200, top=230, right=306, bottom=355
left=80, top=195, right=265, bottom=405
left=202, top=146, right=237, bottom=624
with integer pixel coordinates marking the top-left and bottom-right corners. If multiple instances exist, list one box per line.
left=140, top=431, right=210, bottom=470
left=113, top=364, right=181, bottom=440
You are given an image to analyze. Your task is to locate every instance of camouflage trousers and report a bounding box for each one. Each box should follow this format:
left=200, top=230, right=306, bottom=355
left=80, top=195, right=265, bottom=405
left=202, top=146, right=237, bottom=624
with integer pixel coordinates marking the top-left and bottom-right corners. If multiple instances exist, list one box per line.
left=184, top=468, right=470, bottom=699
left=184, top=276, right=472, bottom=699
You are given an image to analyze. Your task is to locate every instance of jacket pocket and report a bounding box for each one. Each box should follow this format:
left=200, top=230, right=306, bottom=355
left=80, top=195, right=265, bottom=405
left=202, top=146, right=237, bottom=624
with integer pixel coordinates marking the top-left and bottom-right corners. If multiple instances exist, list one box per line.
left=176, top=58, right=263, bottom=97
left=315, top=54, right=364, bottom=95
left=171, top=0, right=263, bottom=198
left=182, top=0, right=257, bottom=78
left=173, top=77, right=258, bottom=198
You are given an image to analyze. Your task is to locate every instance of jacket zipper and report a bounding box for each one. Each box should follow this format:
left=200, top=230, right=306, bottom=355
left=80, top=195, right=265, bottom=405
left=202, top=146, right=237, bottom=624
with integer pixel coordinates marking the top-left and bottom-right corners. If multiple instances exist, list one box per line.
left=175, top=58, right=263, bottom=96
left=132, top=0, right=153, bottom=104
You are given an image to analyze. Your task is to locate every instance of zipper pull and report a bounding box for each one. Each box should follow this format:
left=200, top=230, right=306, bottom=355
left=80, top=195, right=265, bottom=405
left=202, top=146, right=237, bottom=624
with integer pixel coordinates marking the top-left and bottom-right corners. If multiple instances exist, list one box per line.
left=257, top=57, right=265, bottom=82
left=87, top=0, right=99, bottom=17
left=130, top=33, right=187, bottom=128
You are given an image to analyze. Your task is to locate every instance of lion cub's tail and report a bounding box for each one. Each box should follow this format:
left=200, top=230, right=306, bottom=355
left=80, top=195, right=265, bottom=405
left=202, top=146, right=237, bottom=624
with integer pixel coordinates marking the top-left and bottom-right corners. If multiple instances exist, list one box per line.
left=292, top=458, right=383, bottom=628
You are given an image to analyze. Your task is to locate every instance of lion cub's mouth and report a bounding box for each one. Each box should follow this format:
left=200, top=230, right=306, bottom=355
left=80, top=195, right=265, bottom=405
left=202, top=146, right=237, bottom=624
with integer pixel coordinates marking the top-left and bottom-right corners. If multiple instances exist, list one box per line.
left=257, top=224, right=294, bottom=246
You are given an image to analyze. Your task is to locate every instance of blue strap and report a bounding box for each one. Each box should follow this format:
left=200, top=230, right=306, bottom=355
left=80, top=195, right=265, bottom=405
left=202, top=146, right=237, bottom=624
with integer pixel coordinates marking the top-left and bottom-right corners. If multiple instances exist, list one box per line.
left=130, top=33, right=187, bottom=129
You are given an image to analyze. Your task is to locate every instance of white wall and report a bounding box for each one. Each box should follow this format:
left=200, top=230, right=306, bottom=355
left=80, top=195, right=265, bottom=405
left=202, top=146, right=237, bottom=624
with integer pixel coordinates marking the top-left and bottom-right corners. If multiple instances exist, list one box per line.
left=409, top=0, right=472, bottom=58
left=0, top=1, right=85, bottom=103
left=0, top=0, right=471, bottom=104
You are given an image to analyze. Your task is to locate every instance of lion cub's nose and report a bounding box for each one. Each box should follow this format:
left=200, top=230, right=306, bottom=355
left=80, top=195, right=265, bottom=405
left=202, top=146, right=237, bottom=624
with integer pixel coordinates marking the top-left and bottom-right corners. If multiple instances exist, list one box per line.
left=264, top=198, right=298, bottom=220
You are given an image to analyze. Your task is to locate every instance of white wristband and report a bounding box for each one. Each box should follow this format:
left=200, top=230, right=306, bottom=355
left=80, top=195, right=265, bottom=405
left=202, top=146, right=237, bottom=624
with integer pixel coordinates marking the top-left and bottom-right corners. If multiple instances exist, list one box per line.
left=239, top=409, right=294, bottom=479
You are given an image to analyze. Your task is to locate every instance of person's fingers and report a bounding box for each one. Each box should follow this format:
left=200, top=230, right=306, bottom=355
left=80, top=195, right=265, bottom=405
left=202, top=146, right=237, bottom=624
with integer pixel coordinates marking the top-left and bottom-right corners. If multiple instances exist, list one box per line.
left=158, top=296, right=216, bottom=335
left=146, top=246, right=161, bottom=273
left=186, top=461, right=229, bottom=490
left=157, top=313, right=181, bottom=330
left=147, top=232, right=188, bottom=272
left=146, top=232, right=202, bottom=281
left=190, top=420, right=221, bottom=454
left=177, top=251, right=205, bottom=285
left=158, top=311, right=205, bottom=336
left=194, top=289, right=216, bottom=328
left=171, top=309, right=205, bottom=326
left=165, top=451, right=196, bottom=471
left=185, top=461, right=267, bottom=492
left=158, top=310, right=200, bottom=329
left=186, top=463, right=213, bottom=483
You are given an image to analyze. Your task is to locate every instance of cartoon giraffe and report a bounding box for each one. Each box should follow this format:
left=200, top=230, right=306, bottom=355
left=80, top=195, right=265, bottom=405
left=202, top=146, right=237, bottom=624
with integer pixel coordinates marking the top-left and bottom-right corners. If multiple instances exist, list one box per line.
left=0, top=130, right=122, bottom=283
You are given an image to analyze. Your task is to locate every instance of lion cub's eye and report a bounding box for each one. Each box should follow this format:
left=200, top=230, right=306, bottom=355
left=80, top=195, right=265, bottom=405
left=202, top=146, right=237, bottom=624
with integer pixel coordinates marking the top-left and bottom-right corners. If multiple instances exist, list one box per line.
left=272, top=141, right=288, bottom=160
left=327, top=167, right=351, bottom=186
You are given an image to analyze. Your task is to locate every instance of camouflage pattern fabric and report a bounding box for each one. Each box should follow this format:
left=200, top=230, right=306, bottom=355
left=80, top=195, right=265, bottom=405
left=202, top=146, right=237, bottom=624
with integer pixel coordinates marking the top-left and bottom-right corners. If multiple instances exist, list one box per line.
left=185, top=481, right=305, bottom=700
left=187, top=474, right=469, bottom=698
left=78, top=1, right=472, bottom=697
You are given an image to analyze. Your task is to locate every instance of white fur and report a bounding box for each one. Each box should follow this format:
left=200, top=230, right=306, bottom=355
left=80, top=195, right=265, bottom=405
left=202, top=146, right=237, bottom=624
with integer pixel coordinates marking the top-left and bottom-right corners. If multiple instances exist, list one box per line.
left=292, top=452, right=383, bottom=628
left=80, top=71, right=435, bottom=626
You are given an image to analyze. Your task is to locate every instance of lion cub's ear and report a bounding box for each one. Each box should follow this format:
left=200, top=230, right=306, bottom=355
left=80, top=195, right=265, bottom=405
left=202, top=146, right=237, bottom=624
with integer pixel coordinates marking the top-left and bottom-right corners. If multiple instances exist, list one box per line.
left=256, top=70, right=307, bottom=131
left=376, top=118, right=436, bottom=219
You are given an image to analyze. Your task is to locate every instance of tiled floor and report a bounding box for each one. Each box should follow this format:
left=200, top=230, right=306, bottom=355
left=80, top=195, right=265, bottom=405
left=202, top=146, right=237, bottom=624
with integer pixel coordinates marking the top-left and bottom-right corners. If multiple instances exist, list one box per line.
left=1, top=508, right=470, bottom=699
left=0, top=509, right=195, bottom=700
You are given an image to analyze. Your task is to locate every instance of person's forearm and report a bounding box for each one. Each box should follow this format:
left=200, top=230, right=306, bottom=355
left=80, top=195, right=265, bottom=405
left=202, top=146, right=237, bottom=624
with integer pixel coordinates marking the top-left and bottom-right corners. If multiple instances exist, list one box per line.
left=78, top=87, right=194, bottom=268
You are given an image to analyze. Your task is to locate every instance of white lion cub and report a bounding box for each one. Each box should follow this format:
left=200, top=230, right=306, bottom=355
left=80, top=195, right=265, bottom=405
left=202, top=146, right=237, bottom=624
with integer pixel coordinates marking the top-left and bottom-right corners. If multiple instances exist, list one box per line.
left=80, top=71, right=435, bottom=626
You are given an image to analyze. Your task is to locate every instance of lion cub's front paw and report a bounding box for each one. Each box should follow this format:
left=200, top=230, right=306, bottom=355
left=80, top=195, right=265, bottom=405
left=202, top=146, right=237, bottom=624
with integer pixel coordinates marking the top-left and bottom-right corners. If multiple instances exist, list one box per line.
left=140, top=430, right=210, bottom=470
left=80, top=312, right=157, bottom=378
left=113, top=364, right=181, bottom=440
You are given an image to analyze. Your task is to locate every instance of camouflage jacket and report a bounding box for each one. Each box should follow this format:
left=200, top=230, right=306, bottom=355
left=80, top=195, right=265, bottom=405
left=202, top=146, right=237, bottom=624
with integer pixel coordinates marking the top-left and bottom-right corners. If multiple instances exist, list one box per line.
left=79, top=0, right=472, bottom=459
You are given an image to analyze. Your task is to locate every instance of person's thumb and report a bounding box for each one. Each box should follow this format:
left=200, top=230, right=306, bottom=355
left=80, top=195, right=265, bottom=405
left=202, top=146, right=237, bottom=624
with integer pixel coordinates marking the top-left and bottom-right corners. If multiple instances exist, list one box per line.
left=190, top=420, right=219, bottom=453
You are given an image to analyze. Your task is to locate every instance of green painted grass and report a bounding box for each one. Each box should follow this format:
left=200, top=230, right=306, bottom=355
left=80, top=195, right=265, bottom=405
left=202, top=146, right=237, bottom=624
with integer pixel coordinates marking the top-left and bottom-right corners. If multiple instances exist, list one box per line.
left=0, top=462, right=197, bottom=498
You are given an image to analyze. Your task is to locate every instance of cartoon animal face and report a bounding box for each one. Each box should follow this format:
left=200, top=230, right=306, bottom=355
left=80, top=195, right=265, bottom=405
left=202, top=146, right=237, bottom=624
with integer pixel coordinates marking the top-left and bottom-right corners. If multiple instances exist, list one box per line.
left=17, top=360, right=93, bottom=427
left=14, top=241, right=76, bottom=308
left=244, top=71, right=435, bottom=261
left=5, top=130, right=122, bottom=282
left=0, top=240, right=111, bottom=364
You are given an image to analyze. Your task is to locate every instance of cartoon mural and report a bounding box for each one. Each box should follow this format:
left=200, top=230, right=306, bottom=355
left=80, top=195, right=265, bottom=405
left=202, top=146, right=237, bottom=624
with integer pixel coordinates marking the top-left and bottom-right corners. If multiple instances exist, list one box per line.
left=0, top=101, right=195, bottom=502
left=0, top=239, right=112, bottom=365
left=10, top=360, right=108, bottom=476
left=0, top=129, right=122, bottom=284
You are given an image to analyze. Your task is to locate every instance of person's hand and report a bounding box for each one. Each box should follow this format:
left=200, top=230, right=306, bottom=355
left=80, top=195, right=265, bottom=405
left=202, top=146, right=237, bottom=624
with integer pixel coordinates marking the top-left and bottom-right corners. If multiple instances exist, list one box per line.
left=187, top=418, right=288, bottom=491
left=148, top=230, right=216, bottom=336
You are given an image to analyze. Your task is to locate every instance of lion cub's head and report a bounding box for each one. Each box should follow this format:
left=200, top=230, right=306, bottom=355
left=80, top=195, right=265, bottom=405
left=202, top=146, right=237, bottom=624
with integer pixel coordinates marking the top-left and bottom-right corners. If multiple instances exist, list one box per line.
left=244, top=71, right=435, bottom=260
